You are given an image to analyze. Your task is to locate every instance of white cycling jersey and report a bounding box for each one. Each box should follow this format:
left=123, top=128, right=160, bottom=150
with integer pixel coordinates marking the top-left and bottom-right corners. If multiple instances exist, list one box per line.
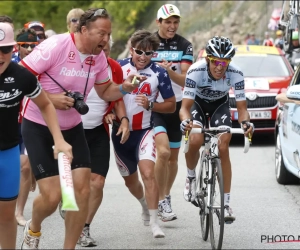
left=182, top=60, right=246, bottom=102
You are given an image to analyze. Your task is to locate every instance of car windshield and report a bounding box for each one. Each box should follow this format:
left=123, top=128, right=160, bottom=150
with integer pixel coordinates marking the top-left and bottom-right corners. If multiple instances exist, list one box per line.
left=232, top=54, right=289, bottom=77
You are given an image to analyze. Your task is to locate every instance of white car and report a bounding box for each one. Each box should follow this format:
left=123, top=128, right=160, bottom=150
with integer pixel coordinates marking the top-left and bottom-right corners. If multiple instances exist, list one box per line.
left=275, top=83, right=300, bottom=184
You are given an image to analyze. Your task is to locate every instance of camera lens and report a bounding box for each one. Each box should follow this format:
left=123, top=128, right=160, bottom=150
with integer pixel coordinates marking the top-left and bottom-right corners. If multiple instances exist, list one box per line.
left=76, top=101, right=89, bottom=115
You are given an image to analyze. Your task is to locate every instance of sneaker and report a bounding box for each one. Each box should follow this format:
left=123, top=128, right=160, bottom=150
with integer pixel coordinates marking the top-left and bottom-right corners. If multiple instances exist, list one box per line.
left=150, top=223, right=165, bottom=238
left=224, top=205, right=235, bottom=223
left=183, top=176, right=196, bottom=202
left=77, top=226, right=97, bottom=247
left=158, top=200, right=177, bottom=222
left=165, top=195, right=172, bottom=210
left=21, top=219, right=41, bottom=249
left=58, top=200, right=66, bottom=220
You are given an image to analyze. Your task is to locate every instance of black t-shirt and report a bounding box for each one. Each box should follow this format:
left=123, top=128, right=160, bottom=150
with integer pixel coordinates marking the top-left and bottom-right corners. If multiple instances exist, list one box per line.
left=0, top=62, right=41, bottom=150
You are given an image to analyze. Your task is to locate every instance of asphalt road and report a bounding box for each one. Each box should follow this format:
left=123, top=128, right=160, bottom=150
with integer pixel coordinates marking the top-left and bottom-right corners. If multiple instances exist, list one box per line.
left=15, top=133, right=300, bottom=249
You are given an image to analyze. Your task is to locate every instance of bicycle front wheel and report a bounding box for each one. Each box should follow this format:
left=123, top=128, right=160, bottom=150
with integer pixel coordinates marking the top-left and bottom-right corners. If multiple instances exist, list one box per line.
left=209, top=159, right=224, bottom=250
left=198, top=151, right=209, bottom=241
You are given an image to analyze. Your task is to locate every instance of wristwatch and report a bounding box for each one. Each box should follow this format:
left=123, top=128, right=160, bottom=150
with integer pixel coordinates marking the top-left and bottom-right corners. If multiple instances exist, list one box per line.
left=146, top=101, right=154, bottom=111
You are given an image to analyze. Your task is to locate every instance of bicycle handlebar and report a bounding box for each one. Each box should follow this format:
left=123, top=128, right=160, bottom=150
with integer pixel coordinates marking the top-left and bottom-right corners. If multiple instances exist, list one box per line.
left=183, top=127, right=250, bottom=154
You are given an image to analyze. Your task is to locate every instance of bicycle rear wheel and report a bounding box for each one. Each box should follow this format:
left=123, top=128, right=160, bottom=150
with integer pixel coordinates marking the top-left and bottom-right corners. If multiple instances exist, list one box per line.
left=198, top=151, right=209, bottom=241
left=209, top=159, right=224, bottom=250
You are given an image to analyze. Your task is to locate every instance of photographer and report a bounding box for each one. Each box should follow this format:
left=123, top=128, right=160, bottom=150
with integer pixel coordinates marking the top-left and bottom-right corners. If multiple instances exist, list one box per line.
left=19, top=8, right=142, bottom=250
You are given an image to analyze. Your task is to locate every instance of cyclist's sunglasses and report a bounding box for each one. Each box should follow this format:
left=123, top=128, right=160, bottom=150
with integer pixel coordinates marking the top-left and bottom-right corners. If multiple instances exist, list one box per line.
left=207, top=56, right=231, bottom=67
left=132, top=48, right=154, bottom=57
left=86, top=8, right=108, bottom=20
left=18, top=42, right=38, bottom=49
left=0, top=45, right=14, bottom=54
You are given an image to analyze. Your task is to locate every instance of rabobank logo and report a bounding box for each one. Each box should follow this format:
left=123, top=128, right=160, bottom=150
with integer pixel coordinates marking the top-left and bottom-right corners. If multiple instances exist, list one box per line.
left=59, top=67, right=95, bottom=78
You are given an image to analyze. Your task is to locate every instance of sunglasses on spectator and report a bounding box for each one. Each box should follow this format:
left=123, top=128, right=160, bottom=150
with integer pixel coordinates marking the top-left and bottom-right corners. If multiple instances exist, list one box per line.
left=132, top=48, right=154, bottom=57
left=207, top=56, right=231, bottom=67
left=86, top=8, right=108, bottom=20
left=18, top=42, right=38, bottom=49
left=70, top=18, right=79, bottom=23
left=0, top=46, right=14, bottom=54
left=37, top=33, right=46, bottom=40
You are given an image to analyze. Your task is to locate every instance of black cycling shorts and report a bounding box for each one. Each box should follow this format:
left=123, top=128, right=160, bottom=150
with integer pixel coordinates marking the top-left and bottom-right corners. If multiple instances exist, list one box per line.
left=84, top=124, right=110, bottom=177
left=153, top=101, right=182, bottom=148
left=22, top=118, right=91, bottom=181
left=191, top=95, right=232, bottom=128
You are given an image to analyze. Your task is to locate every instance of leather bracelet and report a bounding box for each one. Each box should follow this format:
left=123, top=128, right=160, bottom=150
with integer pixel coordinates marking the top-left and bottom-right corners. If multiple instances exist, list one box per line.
left=120, top=116, right=129, bottom=123
left=119, top=85, right=128, bottom=95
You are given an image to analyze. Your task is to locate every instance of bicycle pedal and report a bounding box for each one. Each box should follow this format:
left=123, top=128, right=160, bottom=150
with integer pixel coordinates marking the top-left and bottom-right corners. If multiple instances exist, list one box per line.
left=225, top=221, right=233, bottom=224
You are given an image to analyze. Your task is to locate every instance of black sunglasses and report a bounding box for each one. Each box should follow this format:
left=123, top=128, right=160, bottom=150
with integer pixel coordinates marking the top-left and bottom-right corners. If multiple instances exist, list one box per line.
left=132, top=48, right=154, bottom=57
left=21, top=44, right=37, bottom=49
left=86, top=8, right=107, bottom=20
left=0, top=46, right=14, bottom=54
left=70, top=18, right=79, bottom=23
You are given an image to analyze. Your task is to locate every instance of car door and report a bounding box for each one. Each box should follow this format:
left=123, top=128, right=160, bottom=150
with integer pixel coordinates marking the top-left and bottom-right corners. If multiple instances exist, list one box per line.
left=282, top=66, right=300, bottom=171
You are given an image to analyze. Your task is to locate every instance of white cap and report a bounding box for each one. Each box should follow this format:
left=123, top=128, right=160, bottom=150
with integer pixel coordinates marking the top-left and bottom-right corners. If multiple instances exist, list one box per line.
left=286, top=85, right=300, bottom=100
left=157, top=4, right=181, bottom=20
left=0, top=22, right=16, bottom=47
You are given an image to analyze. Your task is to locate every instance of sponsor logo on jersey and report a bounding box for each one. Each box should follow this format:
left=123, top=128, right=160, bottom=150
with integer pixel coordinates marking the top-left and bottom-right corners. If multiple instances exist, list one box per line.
left=187, top=67, right=206, bottom=75
left=170, top=46, right=177, bottom=50
left=0, top=89, right=22, bottom=102
left=235, top=93, right=245, bottom=99
left=4, top=77, right=15, bottom=83
left=186, top=78, right=196, bottom=88
left=59, top=67, right=95, bottom=78
left=152, top=51, right=183, bottom=61
left=184, top=90, right=195, bottom=97
left=140, top=72, right=151, bottom=77
left=227, top=68, right=243, bottom=76
left=186, top=44, right=193, bottom=55
left=68, top=51, right=75, bottom=60
left=85, top=57, right=95, bottom=66
left=226, top=78, right=231, bottom=86
left=235, top=81, right=245, bottom=90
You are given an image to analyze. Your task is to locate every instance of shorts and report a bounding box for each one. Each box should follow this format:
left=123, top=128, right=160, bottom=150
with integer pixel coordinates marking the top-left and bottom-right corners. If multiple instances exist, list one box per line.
left=153, top=101, right=182, bottom=149
left=84, top=124, right=110, bottom=177
left=192, top=95, right=232, bottom=128
left=0, top=145, right=20, bottom=201
left=112, top=127, right=156, bottom=176
left=18, top=123, right=25, bottom=154
left=22, top=118, right=91, bottom=181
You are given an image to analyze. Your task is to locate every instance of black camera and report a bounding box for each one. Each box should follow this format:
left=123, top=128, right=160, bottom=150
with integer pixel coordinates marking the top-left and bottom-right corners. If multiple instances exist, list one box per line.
left=66, top=91, right=89, bottom=115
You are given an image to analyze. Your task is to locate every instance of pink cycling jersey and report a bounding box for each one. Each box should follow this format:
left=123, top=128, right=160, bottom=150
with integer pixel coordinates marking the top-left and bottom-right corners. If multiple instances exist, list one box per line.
left=21, top=33, right=110, bottom=130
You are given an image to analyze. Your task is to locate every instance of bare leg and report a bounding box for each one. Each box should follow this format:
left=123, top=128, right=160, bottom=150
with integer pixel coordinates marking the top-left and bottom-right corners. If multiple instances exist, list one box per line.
left=85, top=173, right=105, bottom=224
left=30, top=176, right=61, bottom=233
left=154, top=133, right=170, bottom=201
left=165, top=148, right=179, bottom=196
left=123, top=172, right=144, bottom=200
left=0, top=200, right=17, bottom=249
left=15, top=155, right=31, bottom=226
left=218, top=134, right=232, bottom=193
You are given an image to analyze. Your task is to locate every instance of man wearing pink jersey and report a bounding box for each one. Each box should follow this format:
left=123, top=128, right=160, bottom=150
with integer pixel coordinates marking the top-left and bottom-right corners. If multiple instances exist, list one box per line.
left=20, top=8, right=143, bottom=249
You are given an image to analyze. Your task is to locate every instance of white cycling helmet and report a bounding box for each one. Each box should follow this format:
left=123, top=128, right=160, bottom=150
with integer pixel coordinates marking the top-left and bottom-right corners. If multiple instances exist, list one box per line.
left=206, top=36, right=235, bottom=59
left=157, top=4, right=181, bottom=20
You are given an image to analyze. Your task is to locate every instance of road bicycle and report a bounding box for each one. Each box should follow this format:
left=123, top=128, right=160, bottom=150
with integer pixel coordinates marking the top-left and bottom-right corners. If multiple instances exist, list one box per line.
left=183, top=125, right=250, bottom=250
left=279, top=0, right=300, bottom=52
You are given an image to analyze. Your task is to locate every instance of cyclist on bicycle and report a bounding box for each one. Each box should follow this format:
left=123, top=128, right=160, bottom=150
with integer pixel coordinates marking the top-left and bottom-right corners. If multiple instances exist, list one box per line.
left=179, top=36, right=254, bottom=223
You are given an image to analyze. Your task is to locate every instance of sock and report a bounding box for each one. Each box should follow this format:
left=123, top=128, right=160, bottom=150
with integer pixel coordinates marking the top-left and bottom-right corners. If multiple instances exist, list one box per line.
left=224, top=193, right=230, bottom=206
left=29, top=229, right=41, bottom=237
left=84, top=223, right=90, bottom=228
left=149, top=209, right=158, bottom=225
left=187, top=168, right=196, bottom=178
left=138, top=196, right=148, bottom=211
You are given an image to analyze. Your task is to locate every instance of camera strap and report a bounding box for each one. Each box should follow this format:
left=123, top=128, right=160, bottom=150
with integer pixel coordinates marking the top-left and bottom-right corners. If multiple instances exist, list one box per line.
left=44, top=56, right=93, bottom=97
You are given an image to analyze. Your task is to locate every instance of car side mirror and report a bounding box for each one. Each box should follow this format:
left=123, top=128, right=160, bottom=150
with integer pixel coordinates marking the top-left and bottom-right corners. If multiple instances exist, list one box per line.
left=286, top=85, right=300, bottom=100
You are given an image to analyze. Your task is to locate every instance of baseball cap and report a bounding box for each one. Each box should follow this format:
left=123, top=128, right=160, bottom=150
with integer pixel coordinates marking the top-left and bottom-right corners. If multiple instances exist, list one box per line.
left=24, top=21, right=45, bottom=31
left=0, top=22, right=16, bottom=47
left=292, top=30, right=299, bottom=40
left=157, top=4, right=180, bottom=20
left=276, top=30, right=283, bottom=36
